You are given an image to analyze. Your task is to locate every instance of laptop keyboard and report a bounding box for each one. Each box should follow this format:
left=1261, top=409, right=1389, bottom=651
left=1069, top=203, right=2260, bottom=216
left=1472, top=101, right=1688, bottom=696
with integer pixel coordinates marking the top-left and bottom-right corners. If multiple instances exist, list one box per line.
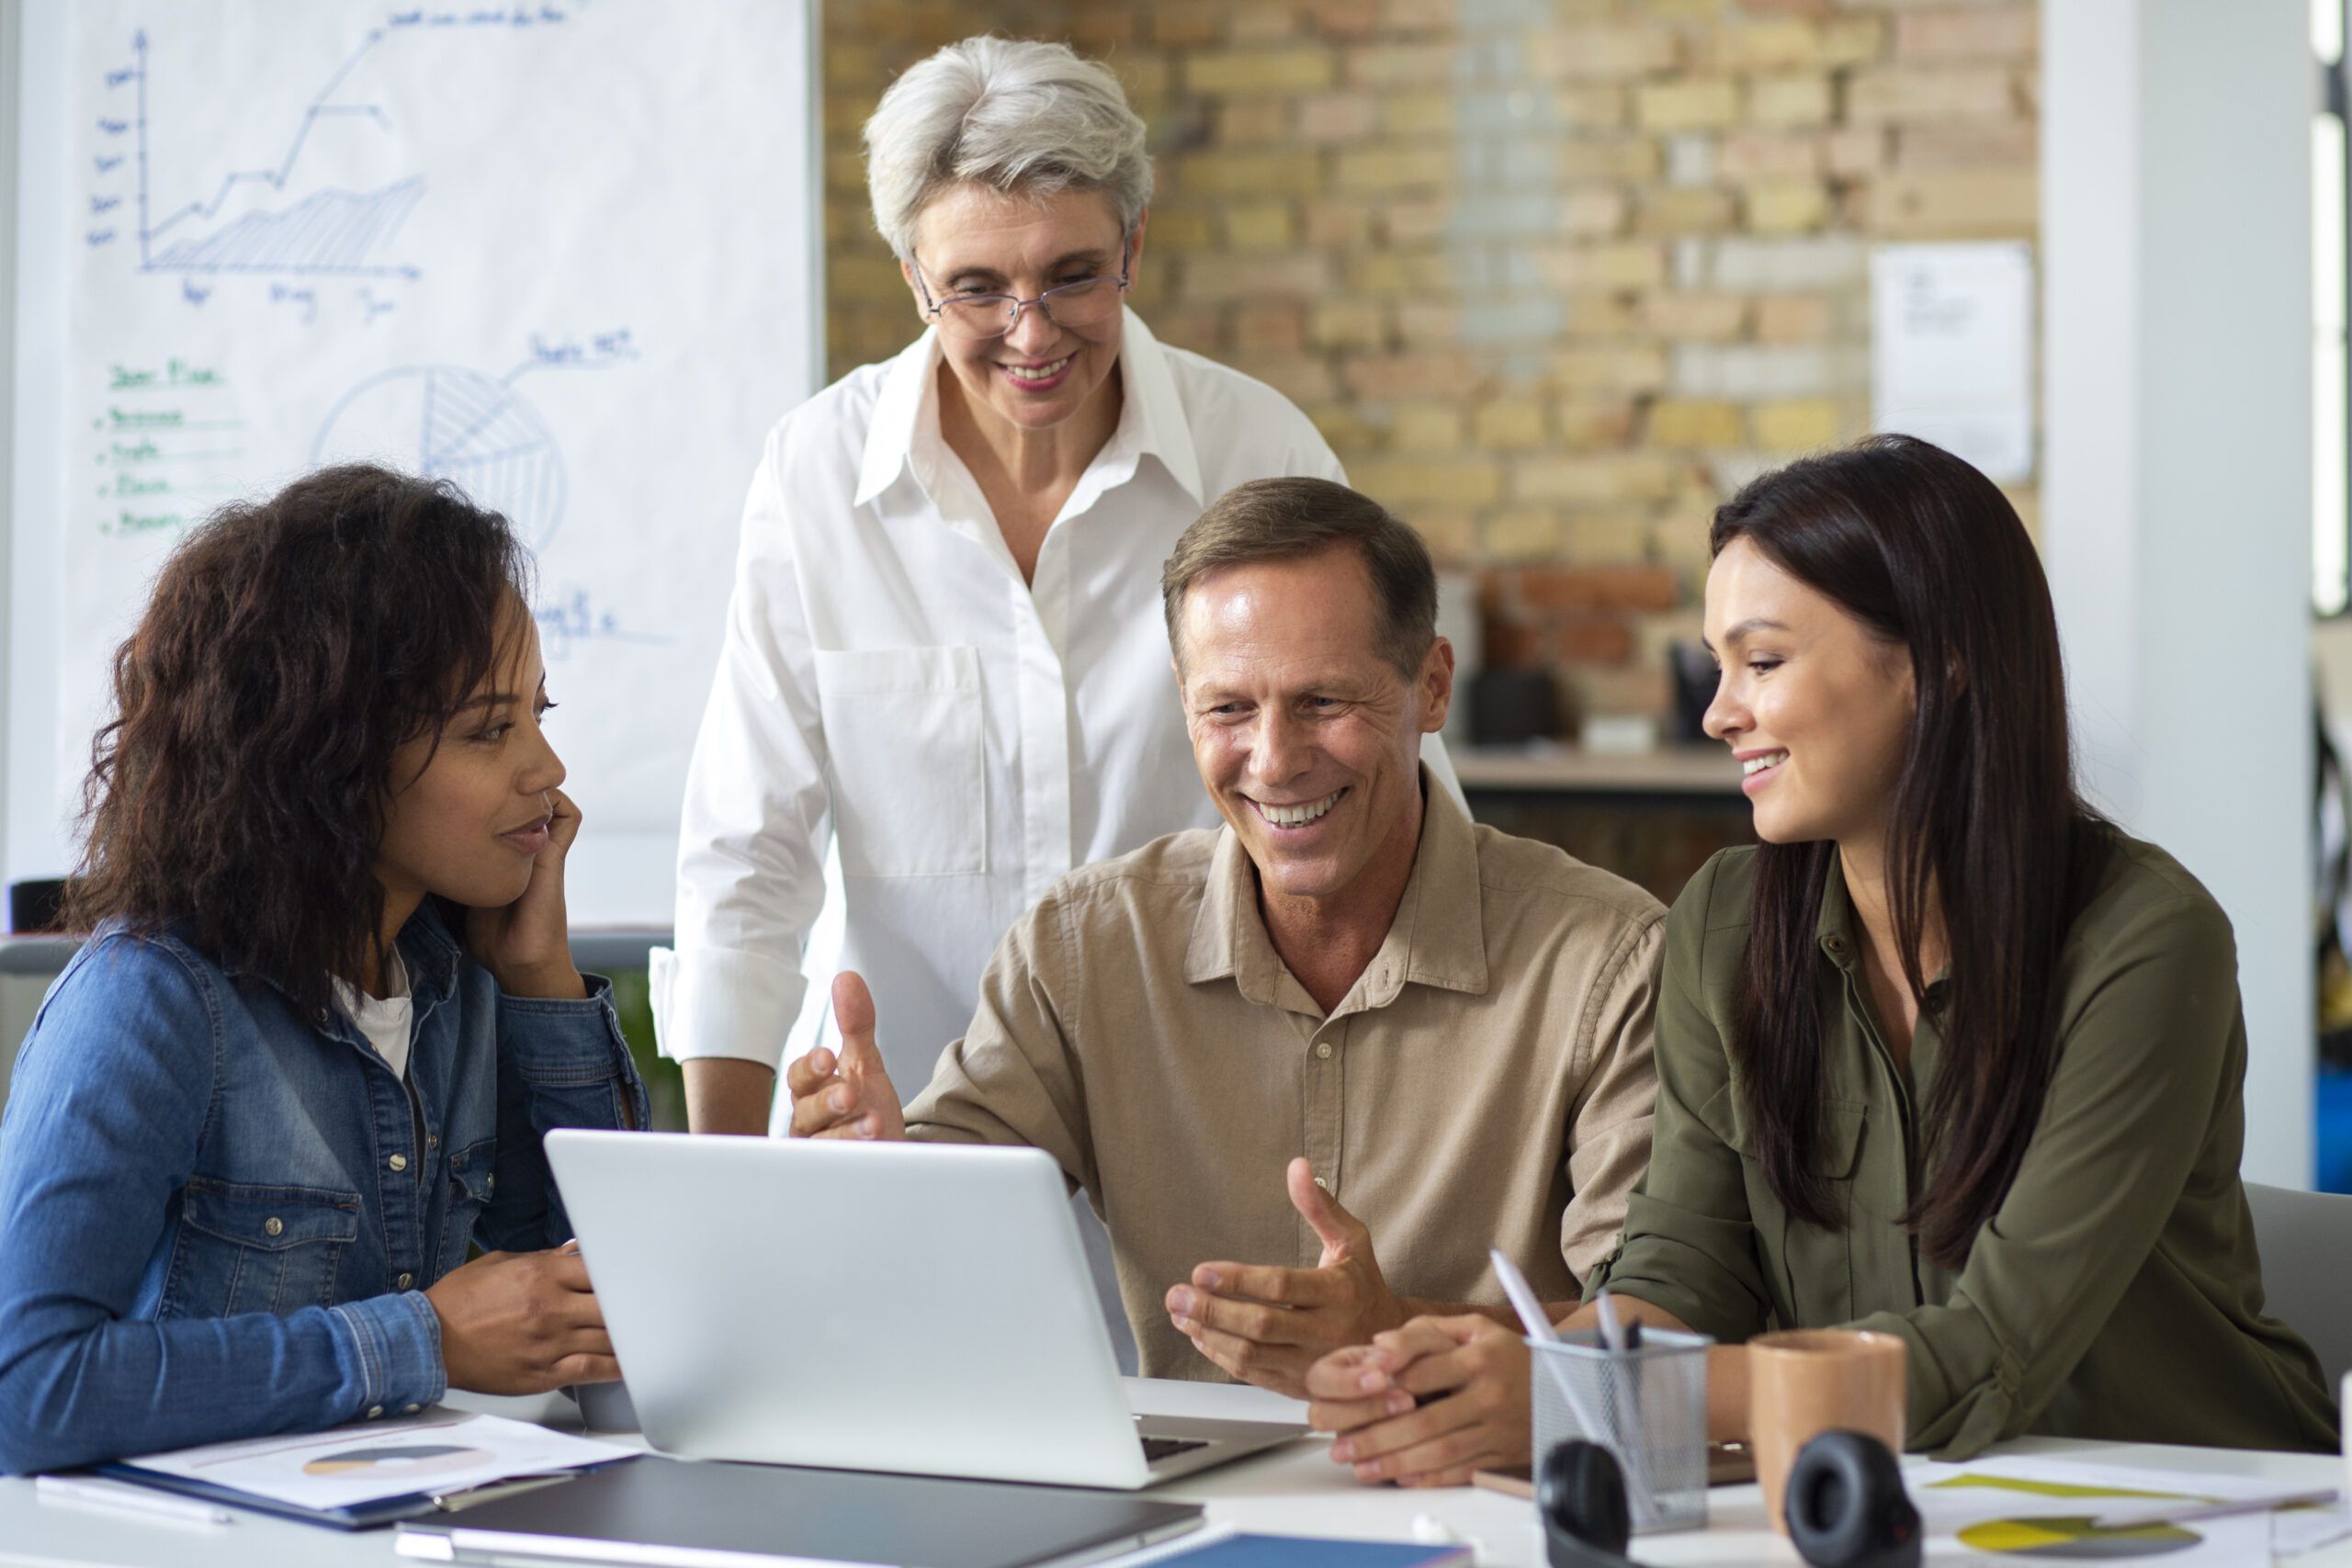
left=1139, top=1437, right=1210, bottom=1464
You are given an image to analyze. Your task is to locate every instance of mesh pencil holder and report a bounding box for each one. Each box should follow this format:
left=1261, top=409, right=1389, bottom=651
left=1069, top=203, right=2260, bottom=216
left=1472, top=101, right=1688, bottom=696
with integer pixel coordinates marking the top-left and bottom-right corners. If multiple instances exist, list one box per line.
left=1528, top=1328, right=1711, bottom=1535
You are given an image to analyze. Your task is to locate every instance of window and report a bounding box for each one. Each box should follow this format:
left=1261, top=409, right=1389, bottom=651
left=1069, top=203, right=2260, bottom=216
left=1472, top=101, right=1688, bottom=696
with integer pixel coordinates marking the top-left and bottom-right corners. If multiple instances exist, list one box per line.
left=2316, top=0, right=2347, bottom=614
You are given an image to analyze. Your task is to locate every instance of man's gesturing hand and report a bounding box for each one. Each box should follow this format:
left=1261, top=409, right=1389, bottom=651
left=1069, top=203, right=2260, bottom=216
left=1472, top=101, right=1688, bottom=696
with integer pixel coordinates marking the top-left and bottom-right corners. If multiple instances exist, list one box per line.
left=1164, top=1157, right=1408, bottom=1397
left=786, top=972, right=906, bottom=1140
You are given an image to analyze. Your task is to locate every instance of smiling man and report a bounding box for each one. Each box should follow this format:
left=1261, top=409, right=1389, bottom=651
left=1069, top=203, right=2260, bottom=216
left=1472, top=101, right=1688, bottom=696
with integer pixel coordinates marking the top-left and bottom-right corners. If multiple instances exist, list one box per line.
left=787, top=478, right=1663, bottom=1393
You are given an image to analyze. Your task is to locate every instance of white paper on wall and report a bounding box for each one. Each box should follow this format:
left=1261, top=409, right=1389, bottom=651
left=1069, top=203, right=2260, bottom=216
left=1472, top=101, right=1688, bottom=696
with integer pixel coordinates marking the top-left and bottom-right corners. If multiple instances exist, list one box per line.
left=58, top=0, right=812, bottom=924
left=1871, top=240, right=2036, bottom=484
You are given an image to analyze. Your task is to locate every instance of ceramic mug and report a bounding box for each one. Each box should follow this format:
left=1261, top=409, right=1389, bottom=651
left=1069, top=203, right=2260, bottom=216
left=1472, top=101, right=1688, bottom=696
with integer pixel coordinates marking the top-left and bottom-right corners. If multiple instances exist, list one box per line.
left=1747, top=1328, right=1908, bottom=1535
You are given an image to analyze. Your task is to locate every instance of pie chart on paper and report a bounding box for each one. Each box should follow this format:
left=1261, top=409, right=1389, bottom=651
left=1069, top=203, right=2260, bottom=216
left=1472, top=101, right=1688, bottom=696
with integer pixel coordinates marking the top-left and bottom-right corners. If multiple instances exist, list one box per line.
left=1955, top=1516, right=2204, bottom=1558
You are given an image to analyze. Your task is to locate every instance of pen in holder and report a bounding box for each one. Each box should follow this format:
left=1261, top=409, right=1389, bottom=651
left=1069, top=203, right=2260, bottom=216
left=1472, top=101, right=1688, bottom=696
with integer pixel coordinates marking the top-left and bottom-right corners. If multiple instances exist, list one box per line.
left=1528, top=1327, right=1711, bottom=1535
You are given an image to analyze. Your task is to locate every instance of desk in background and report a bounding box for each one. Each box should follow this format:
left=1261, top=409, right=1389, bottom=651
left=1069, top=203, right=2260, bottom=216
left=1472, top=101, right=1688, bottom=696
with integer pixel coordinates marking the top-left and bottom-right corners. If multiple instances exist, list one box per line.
left=1452, top=744, right=1753, bottom=907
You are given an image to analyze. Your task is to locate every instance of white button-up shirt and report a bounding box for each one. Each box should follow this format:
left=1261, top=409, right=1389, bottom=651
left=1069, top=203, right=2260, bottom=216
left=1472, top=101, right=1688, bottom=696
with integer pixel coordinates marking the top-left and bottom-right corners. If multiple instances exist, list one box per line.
left=653, top=310, right=1460, bottom=1089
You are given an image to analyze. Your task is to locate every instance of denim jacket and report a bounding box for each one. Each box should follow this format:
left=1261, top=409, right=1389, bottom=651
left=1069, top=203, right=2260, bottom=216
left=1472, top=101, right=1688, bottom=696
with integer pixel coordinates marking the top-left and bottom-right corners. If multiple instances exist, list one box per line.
left=0, top=901, right=649, bottom=1474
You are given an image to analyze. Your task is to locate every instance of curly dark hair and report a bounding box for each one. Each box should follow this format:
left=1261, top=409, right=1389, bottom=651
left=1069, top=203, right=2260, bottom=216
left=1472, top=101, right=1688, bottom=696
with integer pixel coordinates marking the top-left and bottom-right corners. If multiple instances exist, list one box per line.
left=65, top=464, right=532, bottom=1023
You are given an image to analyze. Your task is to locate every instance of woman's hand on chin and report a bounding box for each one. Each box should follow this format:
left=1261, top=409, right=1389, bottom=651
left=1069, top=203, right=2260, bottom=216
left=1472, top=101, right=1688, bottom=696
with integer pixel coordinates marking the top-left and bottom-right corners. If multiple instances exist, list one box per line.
left=468, top=787, right=587, bottom=999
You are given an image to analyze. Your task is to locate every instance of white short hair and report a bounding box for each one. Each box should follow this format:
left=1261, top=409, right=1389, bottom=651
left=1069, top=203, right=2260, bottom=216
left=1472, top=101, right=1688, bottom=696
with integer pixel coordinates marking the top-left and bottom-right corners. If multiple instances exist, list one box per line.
left=864, top=36, right=1152, bottom=261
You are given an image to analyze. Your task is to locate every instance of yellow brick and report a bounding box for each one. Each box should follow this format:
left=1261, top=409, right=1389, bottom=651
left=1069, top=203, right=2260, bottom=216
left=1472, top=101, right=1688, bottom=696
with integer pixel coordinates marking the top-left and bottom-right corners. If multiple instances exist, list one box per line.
left=1649, top=399, right=1746, bottom=447
left=1556, top=398, right=1640, bottom=449
left=1350, top=458, right=1504, bottom=507
left=1336, top=146, right=1454, bottom=193
left=1182, top=151, right=1325, bottom=198
left=1637, top=77, right=1741, bottom=132
left=1752, top=399, right=1843, bottom=451
left=1746, top=180, right=1831, bottom=234
left=1309, top=299, right=1388, bottom=350
left=1396, top=301, right=1459, bottom=344
left=1149, top=208, right=1218, bottom=250
left=1560, top=188, right=1630, bottom=239
left=1394, top=403, right=1466, bottom=452
left=1306, top=402, right=1385, bottom=451
left=1846, top=65, right=2018, bottom=124
left=1347, top=42, right=1460, bottom=88
left=1820, top=17, right=1889, bottom=69
left=1539, top=243, right=1669, bottom=291
left=1217, top=99, right=1291, bottom=144
left=1526, top=24, right=1680, bottom=81
left=1298, top=93, right=1380, bottom=142
left=1224, top=203, right=1296, bottom=250
left=1514, top=452, right=1679, bottom=504
left=1183, top=48, right=1336, bottom=95
left=1640, top=292, right=1749, bottom=341
left=1712, top=20, right=1826, bottom=71
left=1562, top=290, right=1642, bottom=339
left=1637, top=187, right=1737, bottom=237
left=1485, top=510, right=1567, bottom=563
left=1555, top=86, right=1627, bottom=131
left=1894, top=8, right=2037, bottom=64
left=1562, top=511, right=1655, bottom=566
left=1869, top=168, right=2038, bottom=238
left=1748, top=73, right=1834, bottom=130
left=1474, top=400, right=1551, bottom=449
left=1552, top=344, right=1671, bottom=397
left=1380, top=92, right=1453, bottom=138
left=1754, top=295, right=1836, bottom=344
left=1558, top=140, right=1665, bottom=184
left=1413, top=508, right=1479, bottom=568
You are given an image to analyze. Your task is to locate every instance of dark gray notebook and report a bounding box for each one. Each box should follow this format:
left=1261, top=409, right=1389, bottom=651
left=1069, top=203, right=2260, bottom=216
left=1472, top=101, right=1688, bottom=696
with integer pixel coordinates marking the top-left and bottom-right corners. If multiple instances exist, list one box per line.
left=391, top=1455, right=1204, bottom=1568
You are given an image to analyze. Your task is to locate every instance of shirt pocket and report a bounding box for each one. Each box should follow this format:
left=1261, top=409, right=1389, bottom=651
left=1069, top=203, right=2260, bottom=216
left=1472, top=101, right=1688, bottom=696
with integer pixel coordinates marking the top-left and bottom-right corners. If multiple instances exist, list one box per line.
left=1702, top=1087, right=1868, bottom=1329
left=811, top=645, right=987, bottom=877
left=166, top=1179, right=362, bottom=1319
left=1779, top=1100, right=1869, bottom=1327
left=437, top=1138, right=500, bottom=1277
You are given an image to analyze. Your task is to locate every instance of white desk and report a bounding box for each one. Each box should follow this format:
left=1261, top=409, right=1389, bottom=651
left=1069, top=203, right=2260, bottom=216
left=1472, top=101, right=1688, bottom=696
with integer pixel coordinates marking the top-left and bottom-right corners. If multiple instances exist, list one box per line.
left=3, top=1384, right=2346, bottom=1567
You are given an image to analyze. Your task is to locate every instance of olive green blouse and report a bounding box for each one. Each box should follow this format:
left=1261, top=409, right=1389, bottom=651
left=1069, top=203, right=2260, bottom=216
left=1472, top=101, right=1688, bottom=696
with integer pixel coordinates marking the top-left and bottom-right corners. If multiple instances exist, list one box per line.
left=1587, top=835, right=2338, bottom=1459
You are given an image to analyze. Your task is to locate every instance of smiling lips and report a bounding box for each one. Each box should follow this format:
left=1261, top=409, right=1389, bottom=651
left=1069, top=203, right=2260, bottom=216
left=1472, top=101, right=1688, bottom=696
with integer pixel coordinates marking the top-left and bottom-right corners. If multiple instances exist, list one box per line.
left=1250, top=787, right=1347, bottom=829
left=1000, top=355, right=1073, bottom=390
left=1738, top=750, right=1788, bottom=795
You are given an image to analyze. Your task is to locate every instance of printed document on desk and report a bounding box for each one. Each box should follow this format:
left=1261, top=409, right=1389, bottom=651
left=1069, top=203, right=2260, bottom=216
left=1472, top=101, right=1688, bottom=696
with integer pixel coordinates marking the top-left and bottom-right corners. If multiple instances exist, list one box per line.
left=107, top=1409, right=631, bottom=1519
left=1909, top=1454, right=2297, bottom=1562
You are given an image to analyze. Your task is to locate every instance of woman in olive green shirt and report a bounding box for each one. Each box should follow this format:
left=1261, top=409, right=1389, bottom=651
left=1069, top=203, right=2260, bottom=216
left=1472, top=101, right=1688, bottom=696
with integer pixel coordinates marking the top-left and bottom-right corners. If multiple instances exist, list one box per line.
left=1304, top=434, right=2338, bottom=1486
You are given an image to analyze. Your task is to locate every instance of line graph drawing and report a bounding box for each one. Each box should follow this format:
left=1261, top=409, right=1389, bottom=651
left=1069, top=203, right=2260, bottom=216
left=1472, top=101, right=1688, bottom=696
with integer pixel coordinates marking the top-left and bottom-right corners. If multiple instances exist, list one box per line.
left=130, top=25, right=422, bottom=278
left=312, top=366, right=567, bottom=548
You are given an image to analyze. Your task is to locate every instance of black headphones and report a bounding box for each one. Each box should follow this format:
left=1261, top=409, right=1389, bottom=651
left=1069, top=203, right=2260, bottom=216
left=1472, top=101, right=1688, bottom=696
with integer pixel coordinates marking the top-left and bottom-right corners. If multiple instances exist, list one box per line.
left=1540, top=1430, right=1920, bottom=1568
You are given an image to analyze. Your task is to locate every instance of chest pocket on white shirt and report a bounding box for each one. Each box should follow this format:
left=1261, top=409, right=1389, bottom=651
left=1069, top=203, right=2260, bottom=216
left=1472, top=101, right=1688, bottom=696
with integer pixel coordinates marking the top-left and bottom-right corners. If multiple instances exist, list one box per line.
left=812, top=645, right=987, bottom=877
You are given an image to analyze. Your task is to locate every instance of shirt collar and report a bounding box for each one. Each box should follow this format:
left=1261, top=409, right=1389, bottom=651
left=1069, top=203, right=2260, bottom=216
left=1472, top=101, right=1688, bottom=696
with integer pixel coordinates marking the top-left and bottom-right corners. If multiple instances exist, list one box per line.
left=849, top=307, right=1205, bottom=512
left=1815, top=861, right=1950, bottom=1010
left=1184, top=766, right=1489, bottom=1008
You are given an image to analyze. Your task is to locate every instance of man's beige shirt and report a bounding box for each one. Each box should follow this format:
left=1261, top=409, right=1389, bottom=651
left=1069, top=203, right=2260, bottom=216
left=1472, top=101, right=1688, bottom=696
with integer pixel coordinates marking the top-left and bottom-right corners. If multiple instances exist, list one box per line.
left=903, top=783, right=1665, bottom=1381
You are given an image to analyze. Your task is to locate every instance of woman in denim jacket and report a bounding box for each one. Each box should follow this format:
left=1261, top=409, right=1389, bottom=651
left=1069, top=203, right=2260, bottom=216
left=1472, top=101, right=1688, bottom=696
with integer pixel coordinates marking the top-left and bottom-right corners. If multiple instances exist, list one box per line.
left=0, top=466, right=648, bottom=1474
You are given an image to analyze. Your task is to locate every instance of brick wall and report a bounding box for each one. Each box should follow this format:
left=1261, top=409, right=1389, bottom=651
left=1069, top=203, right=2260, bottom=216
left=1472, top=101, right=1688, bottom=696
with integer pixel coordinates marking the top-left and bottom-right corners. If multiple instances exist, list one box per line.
left=822, top=0, right=2040, bottom=731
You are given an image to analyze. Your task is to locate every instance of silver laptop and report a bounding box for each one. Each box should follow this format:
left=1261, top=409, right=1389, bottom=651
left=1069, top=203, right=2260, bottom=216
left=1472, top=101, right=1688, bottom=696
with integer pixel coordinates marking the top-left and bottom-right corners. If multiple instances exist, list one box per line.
left=543, top=1130, right=1306, bottom=1489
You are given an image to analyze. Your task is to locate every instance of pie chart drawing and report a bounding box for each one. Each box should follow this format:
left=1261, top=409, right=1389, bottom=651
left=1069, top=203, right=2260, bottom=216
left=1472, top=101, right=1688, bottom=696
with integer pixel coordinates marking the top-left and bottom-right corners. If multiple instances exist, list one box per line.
left=312, top=367, right=567, bottom=551
left=1954, top=1516, right=2203, bottom=1558
left=300, top=1442, right=493, bottom=1479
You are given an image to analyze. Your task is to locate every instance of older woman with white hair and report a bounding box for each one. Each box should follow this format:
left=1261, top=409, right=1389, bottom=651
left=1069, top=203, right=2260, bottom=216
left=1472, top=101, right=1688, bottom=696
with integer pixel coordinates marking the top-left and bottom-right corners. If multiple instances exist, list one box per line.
left=656, top=36, right=1459, bottom=1157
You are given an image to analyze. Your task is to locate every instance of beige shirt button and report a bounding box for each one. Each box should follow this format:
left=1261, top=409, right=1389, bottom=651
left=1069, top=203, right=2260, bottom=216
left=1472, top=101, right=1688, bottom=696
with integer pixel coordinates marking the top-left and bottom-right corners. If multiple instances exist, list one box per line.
left=264, top=1217, right=284, bottom=1237
left=396, top=1272, right=413, bottom=1290
left=1314, top=1176, right=1331, bottom=1192
left=388, top=1154, right=408, bottom=1173
left=1314, top=1042, right=1332, bottom=1060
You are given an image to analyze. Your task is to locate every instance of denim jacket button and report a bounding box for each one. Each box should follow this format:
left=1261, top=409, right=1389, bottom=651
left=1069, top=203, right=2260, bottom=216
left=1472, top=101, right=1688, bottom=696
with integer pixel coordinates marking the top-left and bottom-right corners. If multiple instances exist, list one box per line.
left=388, top=1154, right=408, bottom=1173
left=264, top=1217, right=284, bottom=1237
left=367, top=1405, right=383, bottom=1419
left=396, top=1272, right=413, bottom=1290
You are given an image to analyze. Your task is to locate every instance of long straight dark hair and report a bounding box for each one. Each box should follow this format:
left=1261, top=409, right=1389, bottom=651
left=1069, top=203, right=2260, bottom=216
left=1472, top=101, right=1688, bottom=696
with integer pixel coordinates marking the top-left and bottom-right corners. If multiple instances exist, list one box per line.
left=1714, top=434, right=2108, bottom=1269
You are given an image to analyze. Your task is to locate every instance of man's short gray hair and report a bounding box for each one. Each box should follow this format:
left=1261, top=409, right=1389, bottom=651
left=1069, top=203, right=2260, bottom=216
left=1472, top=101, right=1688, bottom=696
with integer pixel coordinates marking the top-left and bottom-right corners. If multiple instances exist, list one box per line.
left=864, top=37, right=1153, bottom=262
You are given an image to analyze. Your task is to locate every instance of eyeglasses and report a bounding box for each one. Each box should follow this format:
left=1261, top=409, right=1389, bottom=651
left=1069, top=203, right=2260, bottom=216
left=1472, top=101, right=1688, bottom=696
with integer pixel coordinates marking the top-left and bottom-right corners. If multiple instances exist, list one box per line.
left=910, top=233, right=1133, bottom=342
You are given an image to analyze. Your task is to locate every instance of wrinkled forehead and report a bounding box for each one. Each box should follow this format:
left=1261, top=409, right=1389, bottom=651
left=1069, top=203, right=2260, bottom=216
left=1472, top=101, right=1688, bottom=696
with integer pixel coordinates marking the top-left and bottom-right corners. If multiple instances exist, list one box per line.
left=911, top=183, right=1124, bottom=272
left=1178, top=556, right=1392, bottom=690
